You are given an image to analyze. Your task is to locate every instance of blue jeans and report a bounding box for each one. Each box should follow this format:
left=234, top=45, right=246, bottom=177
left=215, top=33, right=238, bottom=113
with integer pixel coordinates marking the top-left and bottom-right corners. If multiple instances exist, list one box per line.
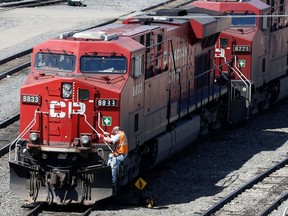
left=107, top=153, right=127, bottom=184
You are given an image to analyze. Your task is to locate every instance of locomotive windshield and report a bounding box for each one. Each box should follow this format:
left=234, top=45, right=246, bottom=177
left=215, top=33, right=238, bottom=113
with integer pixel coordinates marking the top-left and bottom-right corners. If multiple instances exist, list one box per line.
left=80, top=56, right=127, bottom=74
left=34, top=53, right=76, bottom=72
left=231, top=14, right=256, bottom=27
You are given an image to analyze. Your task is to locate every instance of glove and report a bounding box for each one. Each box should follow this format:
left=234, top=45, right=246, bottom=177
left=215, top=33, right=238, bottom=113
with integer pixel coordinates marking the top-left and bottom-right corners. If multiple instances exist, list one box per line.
left=98, top=134, right=104, bottom=139
left=103, top=136, right=112, bottom=143
left=104, top=132, right=110, bottom=137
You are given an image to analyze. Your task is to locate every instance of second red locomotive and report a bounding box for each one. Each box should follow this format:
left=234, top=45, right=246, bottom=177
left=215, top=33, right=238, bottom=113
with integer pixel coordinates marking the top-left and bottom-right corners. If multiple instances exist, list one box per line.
left=193, top=0, right=288, bottom=120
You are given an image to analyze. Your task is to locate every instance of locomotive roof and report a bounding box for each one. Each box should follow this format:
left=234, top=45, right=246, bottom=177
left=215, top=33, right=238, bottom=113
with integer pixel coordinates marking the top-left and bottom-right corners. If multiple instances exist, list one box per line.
left=36, top=36, right=144, bottom=54
left=161, top=6, right=226, bottom=17
left=192, top=0, right=270, bottom=14
left=63, top=6, right=231, bottom=42
left=247, top=0, right=271, bottom=11
left=80, top=23, right=161, bottom=37
left=122, top=7, right=231, bottom=39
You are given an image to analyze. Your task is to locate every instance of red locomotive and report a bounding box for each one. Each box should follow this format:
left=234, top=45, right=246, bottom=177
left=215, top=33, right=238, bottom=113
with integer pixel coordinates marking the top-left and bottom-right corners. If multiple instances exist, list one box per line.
left=192, top=0, right=288, bottom=120
left=9, top=0, right=288, bottom=206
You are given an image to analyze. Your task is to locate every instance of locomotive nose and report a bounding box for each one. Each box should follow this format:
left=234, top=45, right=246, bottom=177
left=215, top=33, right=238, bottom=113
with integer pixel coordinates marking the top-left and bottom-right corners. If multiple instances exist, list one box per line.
left=21, top=79, right=99, bottom=151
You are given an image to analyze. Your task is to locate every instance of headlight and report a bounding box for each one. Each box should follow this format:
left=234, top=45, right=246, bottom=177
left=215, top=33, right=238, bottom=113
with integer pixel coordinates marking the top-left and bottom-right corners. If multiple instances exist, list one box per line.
left=29, top=132, right=39, bottom=142
left=62, top=83, right=72, bottom=99
left=80, top=135, right=91, bottom=146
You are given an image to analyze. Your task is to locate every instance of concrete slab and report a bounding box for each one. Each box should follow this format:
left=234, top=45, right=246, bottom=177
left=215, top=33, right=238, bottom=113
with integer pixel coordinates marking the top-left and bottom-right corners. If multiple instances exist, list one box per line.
left=0, top=7, right=130, bottom=50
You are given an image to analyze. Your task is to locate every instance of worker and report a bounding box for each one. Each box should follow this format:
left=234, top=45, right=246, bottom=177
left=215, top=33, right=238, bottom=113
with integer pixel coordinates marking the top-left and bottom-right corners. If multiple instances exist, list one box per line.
left=99, top=126, right=128, bottom=184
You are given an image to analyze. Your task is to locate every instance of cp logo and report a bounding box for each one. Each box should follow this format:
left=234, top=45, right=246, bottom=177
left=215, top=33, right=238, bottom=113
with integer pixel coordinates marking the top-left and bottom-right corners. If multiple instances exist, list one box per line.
left=49, top=101, right=86, bottom=118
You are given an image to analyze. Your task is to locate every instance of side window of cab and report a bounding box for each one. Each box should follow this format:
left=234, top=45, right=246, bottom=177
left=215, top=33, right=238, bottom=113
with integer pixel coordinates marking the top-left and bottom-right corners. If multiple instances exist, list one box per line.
left=131, top=54, right=144, bottom=78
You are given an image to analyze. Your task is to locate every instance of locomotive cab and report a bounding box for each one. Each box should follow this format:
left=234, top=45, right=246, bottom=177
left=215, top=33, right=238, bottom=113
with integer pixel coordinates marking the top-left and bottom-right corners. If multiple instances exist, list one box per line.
left=21, top=32, right=145, bottom=152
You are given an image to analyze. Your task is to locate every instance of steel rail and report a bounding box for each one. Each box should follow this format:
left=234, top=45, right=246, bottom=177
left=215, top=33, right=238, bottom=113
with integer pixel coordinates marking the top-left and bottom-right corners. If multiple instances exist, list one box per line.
left=0, top=140, right=14, bottom=157
left=0, top=49, right=32, bottom=65
left=24, top=203, right=94, bottom=216
left=201, top=157, right=288, bottom=216
left=259, top=192, right=288, bottom=216
left=0, top=0, right=39, bottom=7
left=26, top=202, right=47, bottom=216
left=81, top=207, right=93, bottom=216
left=0, top=62, right=31, bottom=80
left=0, top=139, right=24, bottom=158
left=0, top=113, right=20, bottom=129
left=0, top=113, right=20, bottom=157
left=25, top=0, right=67, bottom=8
left=0, top=0, right=21, bottom=2
left=0, top=0, right=66, bottom=8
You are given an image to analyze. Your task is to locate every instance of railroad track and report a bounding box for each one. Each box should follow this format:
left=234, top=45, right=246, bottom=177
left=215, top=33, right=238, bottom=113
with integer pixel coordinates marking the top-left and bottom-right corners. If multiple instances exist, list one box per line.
left=0, top=0, right=67, bottom=12
left=0, top=50, right=32, bottom=157
left=0, top=49, right=32, bottom=80
left=25, top=202, right=96, bottom=216
left=0, top=49, right=32, bottom=139
left=0, top=0, right=192, bottom=13
left=0, top=120, right=20, bottom=157
left=201, top=157, right=288, bottom=216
